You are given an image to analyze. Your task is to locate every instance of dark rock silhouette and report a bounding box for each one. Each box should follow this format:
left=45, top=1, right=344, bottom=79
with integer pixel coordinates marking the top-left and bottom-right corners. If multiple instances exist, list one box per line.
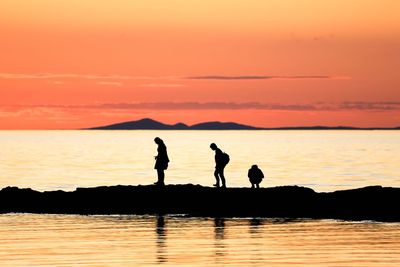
left=1, top=185, right=400, bottom=222
left=86, top=118, right=400, bottom=130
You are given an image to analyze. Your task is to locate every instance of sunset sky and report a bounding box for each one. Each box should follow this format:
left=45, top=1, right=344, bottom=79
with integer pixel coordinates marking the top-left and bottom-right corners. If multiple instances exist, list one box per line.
left=1, top=0, right=399, bottom=129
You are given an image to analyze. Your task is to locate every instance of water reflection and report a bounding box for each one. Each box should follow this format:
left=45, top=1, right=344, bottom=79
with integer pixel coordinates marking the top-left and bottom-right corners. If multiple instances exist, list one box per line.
left=249, top=217, right=263, bottom=235
left=214, top=217, right=225, bottom=240
left=156, top=215, right=167, bottom=264
left=270, top=218, right=304, bottom=224
left=248, top=218, right=265, bottom=263
left=1, top=214, right=400, bottom=266
left=214, top=217, right=226, bottom=261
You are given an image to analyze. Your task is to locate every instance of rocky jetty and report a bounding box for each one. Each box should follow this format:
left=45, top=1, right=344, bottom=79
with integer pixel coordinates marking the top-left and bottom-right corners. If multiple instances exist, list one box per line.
left=1, top=185, right=399, bottom=222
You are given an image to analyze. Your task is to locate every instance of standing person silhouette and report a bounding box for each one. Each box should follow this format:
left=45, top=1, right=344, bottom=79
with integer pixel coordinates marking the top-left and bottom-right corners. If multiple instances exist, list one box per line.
left=210, top=143, right=229, bottom=188
left=154, top=137, right=169, bottom=186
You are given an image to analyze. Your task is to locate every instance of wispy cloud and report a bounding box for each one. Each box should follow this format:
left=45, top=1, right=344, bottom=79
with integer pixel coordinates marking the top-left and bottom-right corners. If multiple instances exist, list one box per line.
left=0, top=73, right=176, bottom=80
left=139, top=83, right=186, bottom=88
left=185, top=75, right=350, bottom=80
left=89, top=101, right=400, bottom=111
left=0, top=72, right=350, bottom=82
left=7, top=101, right=400, bottom=111
left=37, top=102, right=317, bottom=110
left=97, top=81, right=123, bottom=87
left=0, top=106, right=69, bottom=119
left=49, top=80, right=64, bottom=85
left=339, top=101, right=400, bottom=110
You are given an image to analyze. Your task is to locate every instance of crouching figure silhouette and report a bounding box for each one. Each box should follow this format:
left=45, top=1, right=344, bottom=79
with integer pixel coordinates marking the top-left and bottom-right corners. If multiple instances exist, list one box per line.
left=248, top=165, right=264, bottom=188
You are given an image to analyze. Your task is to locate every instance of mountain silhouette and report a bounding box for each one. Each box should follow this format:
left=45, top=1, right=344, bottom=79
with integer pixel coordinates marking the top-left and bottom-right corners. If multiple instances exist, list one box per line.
left=88, top=118, right=189, bottom=130
left=88, top=118, right=258, bottom=130
left=87, top=118, right=400, bottom=130
left=191, top=121, right=257, bottom=130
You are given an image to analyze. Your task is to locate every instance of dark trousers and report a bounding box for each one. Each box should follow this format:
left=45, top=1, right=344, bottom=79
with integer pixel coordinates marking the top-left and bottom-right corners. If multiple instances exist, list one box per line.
left=157, top=169, right=165, bottom=185
left=251, top=183, right=260, bottom=189
left=214, top=167, right=226, bottom=187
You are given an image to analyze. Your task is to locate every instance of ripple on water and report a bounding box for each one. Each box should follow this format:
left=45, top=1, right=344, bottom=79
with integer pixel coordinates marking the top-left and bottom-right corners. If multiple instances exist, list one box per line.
left=0, top=214, right=400, bottom=266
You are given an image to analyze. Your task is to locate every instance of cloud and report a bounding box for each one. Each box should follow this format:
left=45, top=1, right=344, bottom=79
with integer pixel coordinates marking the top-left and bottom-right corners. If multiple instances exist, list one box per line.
left=49, top=81, right=64, bottom=85
left=185, top=75, right=350, bottom=80
left=0, top=101, right=398, bottom=128
left=339, top=101, right=400, bottom=110
left=0, top=73, right=175, bottom=80
left=90, top=101, right=399, bottom=111
left=0, top=72, right=350, bottom=82
left=8, top=101, right=399, bottom=111
left=97, top=81, right=123, bottom=87
left=0, top=106, right=69, bottom=119
left=139, top=83, right=186, bottom=88
left=76, top=102, right=318, bottom=110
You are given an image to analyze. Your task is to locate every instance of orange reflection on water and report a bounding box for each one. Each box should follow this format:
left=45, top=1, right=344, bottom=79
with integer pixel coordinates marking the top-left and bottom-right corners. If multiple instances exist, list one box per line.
left=0, top=214, right=400, bottom=266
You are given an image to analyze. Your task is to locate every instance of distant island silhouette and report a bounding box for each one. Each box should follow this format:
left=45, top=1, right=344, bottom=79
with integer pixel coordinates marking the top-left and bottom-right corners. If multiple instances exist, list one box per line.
left=87, top=118, right=258, bottom=130
left=86, top=118, right=400, bottom=130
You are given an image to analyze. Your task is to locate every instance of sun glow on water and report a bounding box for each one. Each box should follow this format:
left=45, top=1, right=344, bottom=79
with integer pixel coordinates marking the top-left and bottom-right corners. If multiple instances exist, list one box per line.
left=1, top=130, right=399, bottom=192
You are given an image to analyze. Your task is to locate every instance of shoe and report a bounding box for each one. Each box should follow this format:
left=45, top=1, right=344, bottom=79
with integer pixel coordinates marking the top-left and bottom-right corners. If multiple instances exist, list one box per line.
left=213, top=184, right=220, bottom=187
left=221, top=184, right=226, bottom=188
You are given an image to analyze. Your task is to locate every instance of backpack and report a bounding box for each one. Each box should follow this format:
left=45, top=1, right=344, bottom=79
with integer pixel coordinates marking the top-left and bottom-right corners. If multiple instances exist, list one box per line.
left=221, top=152, right=230, bottom=165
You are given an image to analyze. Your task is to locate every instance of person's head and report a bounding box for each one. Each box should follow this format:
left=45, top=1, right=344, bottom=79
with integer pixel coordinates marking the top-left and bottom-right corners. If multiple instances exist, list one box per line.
left=251, top=164, right=258, bottom=169
left=210, top=143, right=217, bottom=150
left=154, top=137, right=163, bottom=144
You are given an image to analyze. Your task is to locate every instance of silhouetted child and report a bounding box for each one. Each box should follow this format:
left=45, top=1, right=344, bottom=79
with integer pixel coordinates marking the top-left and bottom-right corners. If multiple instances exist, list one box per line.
left=248, top=165, right=264, bottom=188
left=210, top=143, right=229, bottom=188
left=154, top=137, right=169, bottom=186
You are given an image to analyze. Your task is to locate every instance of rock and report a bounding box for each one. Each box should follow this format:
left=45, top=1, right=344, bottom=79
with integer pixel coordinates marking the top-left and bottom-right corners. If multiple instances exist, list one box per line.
left=0, top=184, right=399, bottom=222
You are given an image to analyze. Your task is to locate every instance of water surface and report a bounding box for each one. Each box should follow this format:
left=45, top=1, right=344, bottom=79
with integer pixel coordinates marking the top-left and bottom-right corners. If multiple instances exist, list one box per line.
left=0, top=214, right=399, bottom=266
left=1, top=130, right=399, bottom=192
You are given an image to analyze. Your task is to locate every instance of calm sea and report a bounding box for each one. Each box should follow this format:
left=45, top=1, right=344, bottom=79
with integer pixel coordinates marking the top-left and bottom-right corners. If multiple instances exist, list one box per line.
left=1, top=130, right=400, bottom=266
left=0, top=214, right=400, bottom=266
left=0, top=130, right=399, bottom=192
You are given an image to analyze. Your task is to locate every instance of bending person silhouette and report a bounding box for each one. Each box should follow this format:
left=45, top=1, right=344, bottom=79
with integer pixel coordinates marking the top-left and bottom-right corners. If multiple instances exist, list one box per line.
left=210, top=143, right=229, bottom=188
left=154, top=137, right=169, bottom=186
left=248, top=165, right=264, bottom=188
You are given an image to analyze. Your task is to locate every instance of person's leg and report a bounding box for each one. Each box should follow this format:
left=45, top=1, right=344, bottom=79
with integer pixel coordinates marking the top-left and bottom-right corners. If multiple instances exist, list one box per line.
left=154, top=169, right=159, bottom=185
left=256, top=183, right=260, bottom=189
left=157, top=169, right=165, bottom=186
left=251, top=183, right=255, bottom=189
left=219, top=168, right=226, bottom=188
left=213, top=169, right=220, bottom=187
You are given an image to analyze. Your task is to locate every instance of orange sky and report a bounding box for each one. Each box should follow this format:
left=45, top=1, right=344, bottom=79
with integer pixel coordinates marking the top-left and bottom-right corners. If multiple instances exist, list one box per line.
left=0, top=0, right=399, bottom=129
